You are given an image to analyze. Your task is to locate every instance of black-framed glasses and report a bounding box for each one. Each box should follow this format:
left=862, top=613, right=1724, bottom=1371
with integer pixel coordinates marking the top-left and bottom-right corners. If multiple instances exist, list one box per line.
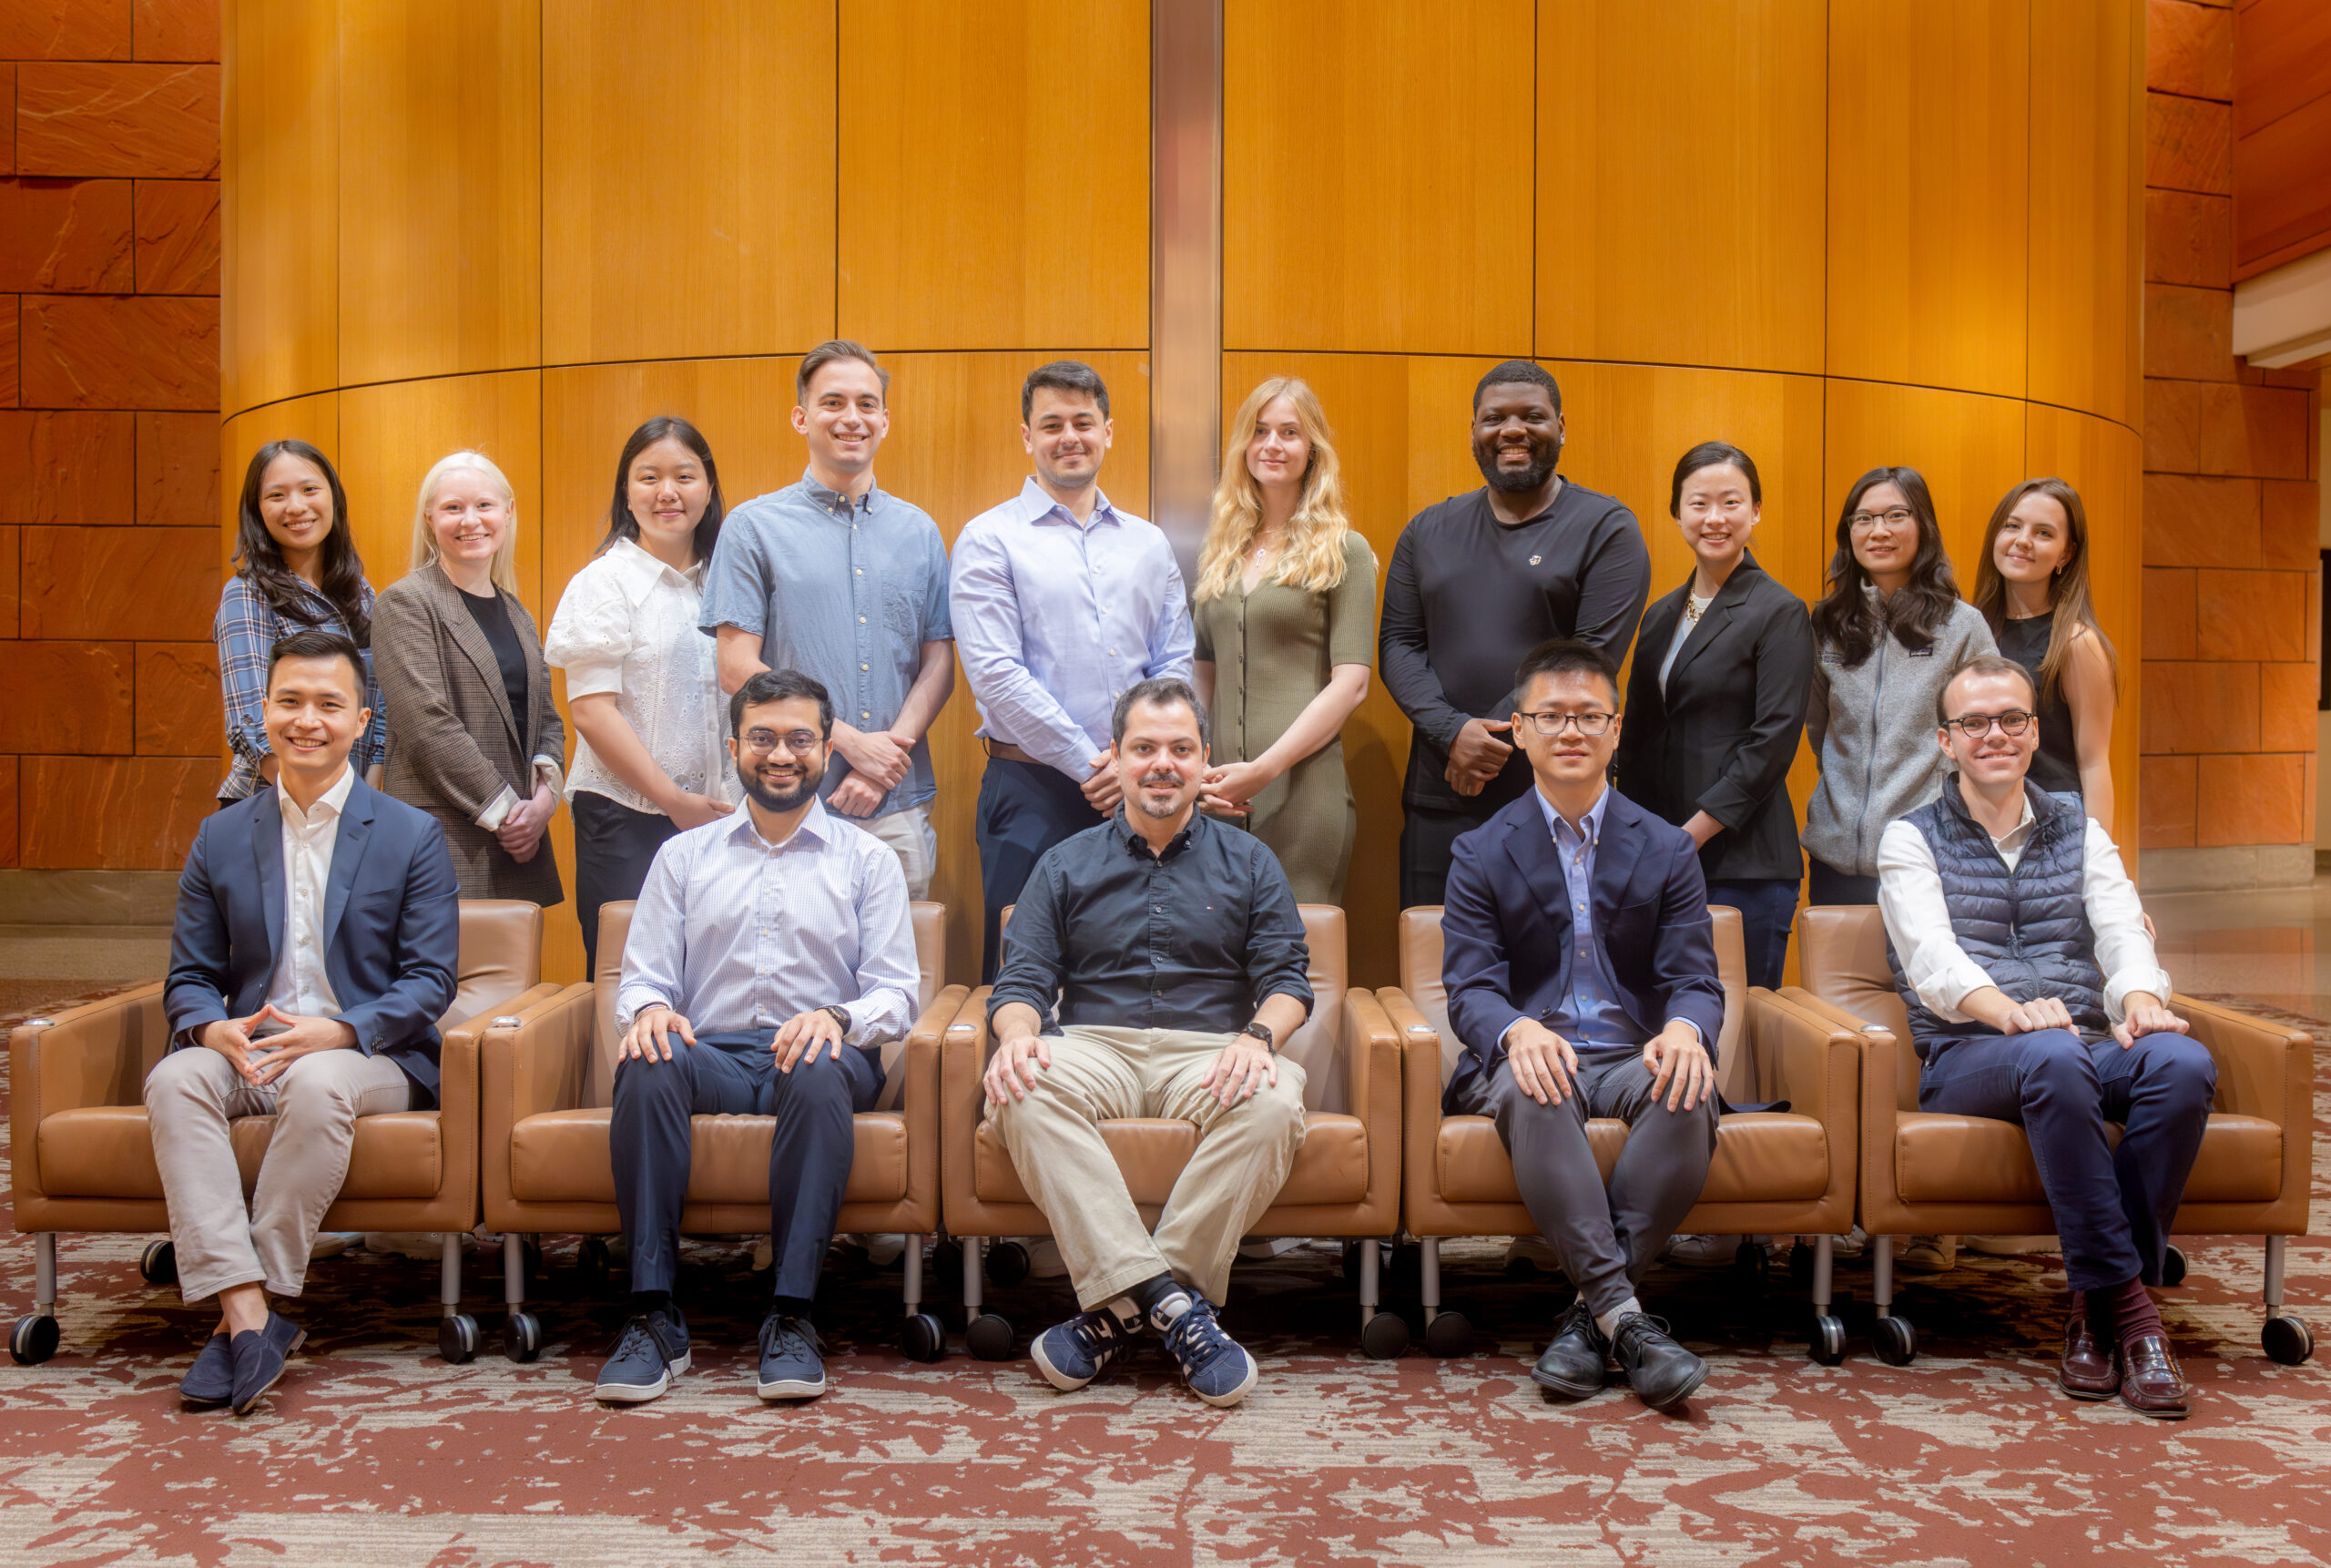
left=1943, top=709, right=2034, bottom=739
left=740, top=728, right=822, bottom=756
left=1848, top=505, right=1916, bottom=529
left=1518, top=710, right=1615, bottom=737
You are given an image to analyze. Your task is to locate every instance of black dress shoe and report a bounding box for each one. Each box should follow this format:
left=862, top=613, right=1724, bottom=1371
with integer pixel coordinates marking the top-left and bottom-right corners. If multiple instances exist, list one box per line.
left=1610, top=1312, right=1708, bottom=1412
left=179, top=1332, right=233, bottom=1408
left=1531, top=1299, right=1608, bottom=1400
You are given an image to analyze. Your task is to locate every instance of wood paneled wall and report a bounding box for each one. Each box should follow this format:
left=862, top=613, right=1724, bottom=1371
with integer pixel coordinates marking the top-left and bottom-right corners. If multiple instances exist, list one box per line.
left=222, top=1, right=2148, bottom=986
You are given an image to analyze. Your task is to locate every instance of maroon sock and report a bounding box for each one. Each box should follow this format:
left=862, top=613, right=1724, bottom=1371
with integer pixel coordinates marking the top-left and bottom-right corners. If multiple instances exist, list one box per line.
left=2103, top=1276, right=2164, bottom=1354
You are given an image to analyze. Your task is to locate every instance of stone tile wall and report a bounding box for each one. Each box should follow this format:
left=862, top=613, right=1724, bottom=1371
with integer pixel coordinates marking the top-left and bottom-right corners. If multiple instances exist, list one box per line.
left=0, top=0, right=220, bottom=877
left=2140, top=0, right=2324, bottom=878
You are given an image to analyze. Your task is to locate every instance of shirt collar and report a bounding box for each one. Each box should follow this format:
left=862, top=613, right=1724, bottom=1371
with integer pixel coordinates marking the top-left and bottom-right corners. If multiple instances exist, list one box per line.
left=1533, top=782, right=1610, bottom=848
left=605, top=536, right=704, bottom=604
left=1014, top=474, right=1119, bottom=531
left=1990, top=792, right=2038, bottom=852
left=799, top=467, right=881, bottom=520
left=1117, top=806, right=1199, bottom=861
left=727, top=796, right=834, bottom=854
left=280, top=763, right=357, bottom=830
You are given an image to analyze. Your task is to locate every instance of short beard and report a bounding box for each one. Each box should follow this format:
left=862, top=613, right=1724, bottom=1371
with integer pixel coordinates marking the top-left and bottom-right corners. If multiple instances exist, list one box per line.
left=741, top=759, right=823, bottom=814
left=1474, top=438, right=1560, bottom=494
left=1134, top=776, right=1186, bottom=820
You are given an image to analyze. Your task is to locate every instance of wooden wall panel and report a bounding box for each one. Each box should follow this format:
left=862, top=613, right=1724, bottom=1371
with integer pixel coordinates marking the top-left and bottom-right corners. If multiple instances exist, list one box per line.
left=540, top=0, right=834, bottom=366
left=840, top=2, right=1147, bottom=351
left=219, top=0, right=336, bottom=415
left=337, top=0, right=540, bottom=384
left=1821, top=379, right=2028, bottom=596
left=2028, top=0, right=2144, bottom=425
left=1827, top=0, right=2031, bottom=399
left=1225, top=1, right=1532, bottom=355
left=1535, top=0, right=1826, bottom=375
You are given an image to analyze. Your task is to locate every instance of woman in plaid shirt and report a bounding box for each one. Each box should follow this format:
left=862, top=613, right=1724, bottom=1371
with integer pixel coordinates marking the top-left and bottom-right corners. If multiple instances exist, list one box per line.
left=214, top=441, right=389, bottom=803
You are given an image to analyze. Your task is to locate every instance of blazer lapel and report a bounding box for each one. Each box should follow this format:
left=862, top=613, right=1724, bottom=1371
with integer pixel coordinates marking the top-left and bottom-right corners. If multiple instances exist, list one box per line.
left=1637, top=589, right=1686, bottom=705
left=1664, top=564, right=1760, bottom=691
left=322, top=779, right=378, bottom=952
left=250, top=790, right=285, bottom=978
left=1589, top=793, right=1647, bottom=918
left=428, top=563, right=522, bottom=748
left=1501, top=801, right=1573, bottom=938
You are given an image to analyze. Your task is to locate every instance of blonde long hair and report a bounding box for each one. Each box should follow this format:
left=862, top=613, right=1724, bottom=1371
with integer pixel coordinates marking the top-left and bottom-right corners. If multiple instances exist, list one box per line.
left=408, top=449, right=522, bottom=595
left=1195, top=378, right=1354, bottom=602
left=1970, top=476, right=2120, bottom=705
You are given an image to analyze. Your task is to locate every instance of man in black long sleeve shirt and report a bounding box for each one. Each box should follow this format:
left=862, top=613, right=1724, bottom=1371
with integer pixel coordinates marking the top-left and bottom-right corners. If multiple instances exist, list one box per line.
left=982, top=678, right=1312, bottom=1409
left=1379, top=360, right=1652, bottom=907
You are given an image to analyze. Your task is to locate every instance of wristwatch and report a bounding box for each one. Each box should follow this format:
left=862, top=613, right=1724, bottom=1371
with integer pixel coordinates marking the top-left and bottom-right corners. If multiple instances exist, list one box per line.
left=823, top=1004, right=853, bottom=1034
left=1237, top=1019, right=1277, bottom=1054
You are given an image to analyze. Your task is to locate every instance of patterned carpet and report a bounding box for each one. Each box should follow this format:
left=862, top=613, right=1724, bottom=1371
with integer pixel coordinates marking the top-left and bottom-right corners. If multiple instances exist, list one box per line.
left=0, top=1003, right=2326, bottom=1565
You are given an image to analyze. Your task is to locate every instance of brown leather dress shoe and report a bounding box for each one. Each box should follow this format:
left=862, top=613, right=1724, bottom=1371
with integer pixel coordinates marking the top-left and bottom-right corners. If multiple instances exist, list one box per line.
left=2118, top=1333, right=2190, bottom=1419
left=2058, top=1313, right=2119, bottom=1400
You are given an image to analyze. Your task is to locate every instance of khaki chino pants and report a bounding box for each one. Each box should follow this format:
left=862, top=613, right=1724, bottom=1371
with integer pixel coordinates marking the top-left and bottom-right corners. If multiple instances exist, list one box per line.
left=145, top=1044, right=413, bottom=1302
left=985, top=1025, right=1307, bottom=1309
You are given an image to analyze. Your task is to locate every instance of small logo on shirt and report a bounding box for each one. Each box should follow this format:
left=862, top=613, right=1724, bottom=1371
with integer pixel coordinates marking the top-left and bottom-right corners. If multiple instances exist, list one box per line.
left=1907, top=645, right=1935, bottom=657
left=1528, top=555, right=1542, bottom=566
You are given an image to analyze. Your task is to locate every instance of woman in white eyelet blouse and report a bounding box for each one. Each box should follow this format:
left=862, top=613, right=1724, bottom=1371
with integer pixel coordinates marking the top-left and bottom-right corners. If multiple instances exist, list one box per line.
left=545, top=417, right=740, bottom=973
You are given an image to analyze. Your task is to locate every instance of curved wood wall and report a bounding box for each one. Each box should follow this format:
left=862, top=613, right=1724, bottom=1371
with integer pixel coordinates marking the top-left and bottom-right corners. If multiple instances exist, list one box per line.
left=223, top=0, right=2144, bottom=986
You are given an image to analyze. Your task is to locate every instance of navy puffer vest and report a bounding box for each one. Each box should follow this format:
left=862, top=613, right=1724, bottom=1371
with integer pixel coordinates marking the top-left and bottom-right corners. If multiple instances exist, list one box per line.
left=1886, top=779, right=2106, bottom=1057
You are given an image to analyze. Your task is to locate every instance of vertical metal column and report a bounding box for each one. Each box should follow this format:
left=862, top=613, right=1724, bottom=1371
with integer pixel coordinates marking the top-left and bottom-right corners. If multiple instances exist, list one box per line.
left=1151, top=0, right=1224, bottom=573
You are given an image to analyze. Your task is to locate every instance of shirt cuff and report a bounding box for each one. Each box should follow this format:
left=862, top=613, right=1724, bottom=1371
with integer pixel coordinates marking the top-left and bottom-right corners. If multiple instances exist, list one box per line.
left=1493, top=1011, right=1532, bottom=1053
left=1916, top=955, right=2000, bottom=1024
left=612, top=992, right=672, bottom=1035
left=475, top=785, right=520, bottom=831
left=2102, top=967, right=2176, bottom=1025
left=533, top=758, right=565, bottom=795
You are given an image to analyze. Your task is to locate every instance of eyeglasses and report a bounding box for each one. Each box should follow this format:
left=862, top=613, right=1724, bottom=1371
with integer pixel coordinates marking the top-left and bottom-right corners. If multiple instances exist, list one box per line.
left=1518, top=710, right=1615, bottom=737
left=1943, top=709, right=2034, bottom=739
left=739, top=728, right=822, bottom=757
left=1849, top=506, right=1915, bottom=530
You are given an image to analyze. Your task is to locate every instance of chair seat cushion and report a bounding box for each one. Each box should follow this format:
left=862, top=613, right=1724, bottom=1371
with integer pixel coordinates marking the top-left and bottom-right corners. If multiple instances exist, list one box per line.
left=508, top=1109, right=909, bottom=1205
left=1894, top=1112, right=2281, bottom=1205
left=37, top=1105, right=443, bottom=1201
left=971, top=1113, right=1368, bottom=1207
left=1437, top=1113, right=1829, bottom=1205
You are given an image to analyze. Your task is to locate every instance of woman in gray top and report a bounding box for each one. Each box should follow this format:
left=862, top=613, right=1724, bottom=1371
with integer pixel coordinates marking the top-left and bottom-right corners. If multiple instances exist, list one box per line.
left=1802, top=465, right=1997, bottom=903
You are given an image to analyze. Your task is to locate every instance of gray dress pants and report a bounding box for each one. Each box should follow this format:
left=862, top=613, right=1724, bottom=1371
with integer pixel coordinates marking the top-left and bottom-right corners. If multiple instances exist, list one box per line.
left=1448, top=1052, right=1719, bottom=1318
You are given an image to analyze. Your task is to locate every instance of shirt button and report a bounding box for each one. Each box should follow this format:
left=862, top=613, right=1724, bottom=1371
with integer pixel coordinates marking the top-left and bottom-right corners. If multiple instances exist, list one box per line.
left=859, top=616, right=867, bottom=624
left=860, top=663, right=869, bottom=672
left=855, top=568, right=862, bottom=575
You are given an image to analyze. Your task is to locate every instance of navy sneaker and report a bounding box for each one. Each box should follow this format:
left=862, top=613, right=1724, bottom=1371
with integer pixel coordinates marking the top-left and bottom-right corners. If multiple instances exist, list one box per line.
left=180, top=1331, right=233, bottom=1408
left=229, top=1311, right=306, bottom=1416
left=1159, top=1294, right=1258, bottom=1408
left=595, top=1306, right=691, bottom=1404
left=1031, top=1304, right=1143, bottom=1392
left=756, top=1313, right=827, bottom=1400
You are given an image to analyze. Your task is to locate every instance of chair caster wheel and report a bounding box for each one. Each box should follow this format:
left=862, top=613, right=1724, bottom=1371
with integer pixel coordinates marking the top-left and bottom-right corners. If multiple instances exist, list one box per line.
left=140, top=1239, right=178, bottom=1288
left=902, top=1312, right=947, bottom=1364
left=1809, top=1314, right=1846, bottom=1365
left=1424, top=1309, right=1473, bottom=1358
left=1788, top=1242, right=1815, bottom=1287
left=964, top=1313, right=1014, bottom=1362
left=2263, top=1315, right=2314, bottom=1366
left=504, top=1311, right=543, bottom=1363
left=2161, top=1246, right=2187, bottom=1288
left=984, top=1240, right=1031, bottom=1289
left=1873, top=1315, right=1917, bottom=1366
left=439, top=1313, right=481, bottom=1364
left=933, top=1237, right=964, bottom=1286
left=9, top=1315, right=59, bottom=1366
left=578, top=1236, right=615, bottom=1291
left=1360, top=1311, right=1410, bottom=1359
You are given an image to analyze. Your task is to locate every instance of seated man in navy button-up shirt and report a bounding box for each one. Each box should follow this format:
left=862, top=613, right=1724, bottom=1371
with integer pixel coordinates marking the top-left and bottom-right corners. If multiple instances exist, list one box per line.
left=982, top=677, right=1311, bottom=1409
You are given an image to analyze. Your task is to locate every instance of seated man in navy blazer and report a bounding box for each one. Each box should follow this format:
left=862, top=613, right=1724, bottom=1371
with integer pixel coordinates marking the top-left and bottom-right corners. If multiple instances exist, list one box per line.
left=1441, top=636, right=1726, bottom=1412
left=148, top=628, right=459, bottom=1414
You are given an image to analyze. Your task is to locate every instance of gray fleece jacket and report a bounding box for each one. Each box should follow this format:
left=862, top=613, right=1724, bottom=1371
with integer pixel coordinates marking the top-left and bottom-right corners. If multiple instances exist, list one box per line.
left=1801, top=595, right=1997, bottom=877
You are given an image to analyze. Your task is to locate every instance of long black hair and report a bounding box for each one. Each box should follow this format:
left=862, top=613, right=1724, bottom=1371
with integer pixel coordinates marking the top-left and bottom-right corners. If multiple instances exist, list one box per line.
left=232, top=440, right=370, bottom=644
left=1809, top=465, right=1962, bottom=668
left=597, top=417, right=726, bottom=562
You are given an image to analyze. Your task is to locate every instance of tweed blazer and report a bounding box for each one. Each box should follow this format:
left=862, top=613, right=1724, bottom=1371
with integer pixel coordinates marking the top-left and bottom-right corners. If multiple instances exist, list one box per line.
left=372, top=560, right=566, bottom=906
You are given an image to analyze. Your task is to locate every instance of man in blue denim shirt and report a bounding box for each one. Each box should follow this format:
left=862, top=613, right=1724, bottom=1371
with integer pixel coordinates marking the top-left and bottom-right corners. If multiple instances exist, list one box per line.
left=702, top=341, right=954, bottom=897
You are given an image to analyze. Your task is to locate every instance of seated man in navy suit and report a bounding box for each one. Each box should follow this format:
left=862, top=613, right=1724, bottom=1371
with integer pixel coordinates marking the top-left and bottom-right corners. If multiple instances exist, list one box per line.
left=1441, top=637, right=1726, bottom=1412
left=148, top=628, right=459, bottom=1414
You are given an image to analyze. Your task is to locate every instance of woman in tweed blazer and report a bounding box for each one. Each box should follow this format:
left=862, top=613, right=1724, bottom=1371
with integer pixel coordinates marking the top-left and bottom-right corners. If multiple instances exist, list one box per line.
left=372, top=450, right=566, bottom=906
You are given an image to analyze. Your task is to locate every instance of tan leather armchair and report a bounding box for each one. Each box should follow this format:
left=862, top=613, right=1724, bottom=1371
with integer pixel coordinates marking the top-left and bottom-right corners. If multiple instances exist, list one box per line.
left=7, top=900, right=552, bottom=1367
left=1379, top=903, right=1864, bottom=1361
left=1790, top=903, right=2315, bottom=1366
left=940, top=904, right=1408, bottom=1359
left=481, top=900, right=968, bottom=1363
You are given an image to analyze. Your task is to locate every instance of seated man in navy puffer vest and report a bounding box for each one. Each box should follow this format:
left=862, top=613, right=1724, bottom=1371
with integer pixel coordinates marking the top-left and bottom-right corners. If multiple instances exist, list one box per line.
left=1877, top=654, right=2207, bottom=1419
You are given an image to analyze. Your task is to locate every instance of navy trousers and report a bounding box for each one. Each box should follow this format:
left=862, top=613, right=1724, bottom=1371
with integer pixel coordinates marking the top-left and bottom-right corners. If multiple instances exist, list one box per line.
left=1706, top=876, right=1801, bottom=990
left=609, top=1030, right=883, bottom=1300
left=974, top=758, right=1104, bottom=983
left=1919, top=1026, right=2215, bottom=1290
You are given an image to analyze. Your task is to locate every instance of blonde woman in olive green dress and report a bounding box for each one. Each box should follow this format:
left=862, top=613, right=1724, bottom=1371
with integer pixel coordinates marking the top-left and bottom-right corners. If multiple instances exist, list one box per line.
left=1192, top=378, right=1377, bottom=904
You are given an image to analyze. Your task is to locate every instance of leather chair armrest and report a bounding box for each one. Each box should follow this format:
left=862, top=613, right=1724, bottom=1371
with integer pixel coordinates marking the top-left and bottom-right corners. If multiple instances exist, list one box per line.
left=10, top=983, right=168, bottom=1211
left=901, top=983, right=969, bottom=1196
left=481, top=983, right=595, bottom=1128
left=1377, top=987, right=1448, bottom=1213
left=941, top=985, right=994, bottom=1212
left=1341, top=989, right=1402, bottom=1213
left=2174, top=994, right=2308, bottom=1126
left=1748, top=987, right=1861, bottom=1209
left=1783, top=984, right=1903, bottom=1224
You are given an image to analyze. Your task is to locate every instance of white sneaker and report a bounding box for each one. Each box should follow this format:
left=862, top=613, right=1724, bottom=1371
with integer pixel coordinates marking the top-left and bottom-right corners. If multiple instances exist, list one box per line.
left=363, top=1232, right=445, bottom=1260
left=1026, top=1237, right=1071, bottom=1278
left=1504, top=1236, right=1562, bottom=1273
left=1664, top=1234, right=1754, bottom=1269
left=861, top=1234, right=907, bottom=1268
left=1965, top=1234, right=2060, bottom=1256
left=309, top=1232, right=362, bottom=1260
left=1898, top=1235, right=1959, bottom=1272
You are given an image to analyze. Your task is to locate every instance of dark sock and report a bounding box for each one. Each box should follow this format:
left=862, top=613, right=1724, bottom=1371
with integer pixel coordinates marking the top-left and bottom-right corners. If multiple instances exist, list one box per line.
left=1125, top=1272, right=1190, bottom=1323
left=772, top=1295, right=813, bottom=1321
left=629, top=1288, right=672, bottom=1317
left=2105, top=1276, right=2164, bottom=1355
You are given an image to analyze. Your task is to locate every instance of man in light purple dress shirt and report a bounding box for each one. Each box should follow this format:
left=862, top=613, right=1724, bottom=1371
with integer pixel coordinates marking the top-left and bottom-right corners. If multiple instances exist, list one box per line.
left=950, top=361, right=1195, bottom=980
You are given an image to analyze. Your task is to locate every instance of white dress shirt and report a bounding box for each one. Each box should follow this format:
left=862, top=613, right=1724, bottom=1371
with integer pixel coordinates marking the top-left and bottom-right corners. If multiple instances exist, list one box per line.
left=616, top=798, right=919, bottom=1044
left=949, top=477, right=1195, bottom=779
left=1877, top=793, right=2173, bottom=1026
left=260, top=763, right=356, bottom=1032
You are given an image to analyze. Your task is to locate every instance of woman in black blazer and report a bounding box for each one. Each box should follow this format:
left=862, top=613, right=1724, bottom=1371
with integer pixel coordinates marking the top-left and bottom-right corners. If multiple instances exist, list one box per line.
left=1614, top=442, right=1814, bottom=989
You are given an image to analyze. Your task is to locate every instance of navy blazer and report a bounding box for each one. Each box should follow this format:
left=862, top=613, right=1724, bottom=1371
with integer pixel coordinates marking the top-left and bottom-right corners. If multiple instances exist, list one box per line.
left=164, top=775, right=462, bottom=1105
left=1440, top=784, right=1726, bottom=1102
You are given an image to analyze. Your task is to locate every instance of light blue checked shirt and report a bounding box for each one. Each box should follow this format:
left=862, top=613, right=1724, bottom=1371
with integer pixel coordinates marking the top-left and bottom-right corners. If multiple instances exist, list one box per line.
left=950, top=478, right=1195, bottom=779
left=214, top=574, right=388, bottom=800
